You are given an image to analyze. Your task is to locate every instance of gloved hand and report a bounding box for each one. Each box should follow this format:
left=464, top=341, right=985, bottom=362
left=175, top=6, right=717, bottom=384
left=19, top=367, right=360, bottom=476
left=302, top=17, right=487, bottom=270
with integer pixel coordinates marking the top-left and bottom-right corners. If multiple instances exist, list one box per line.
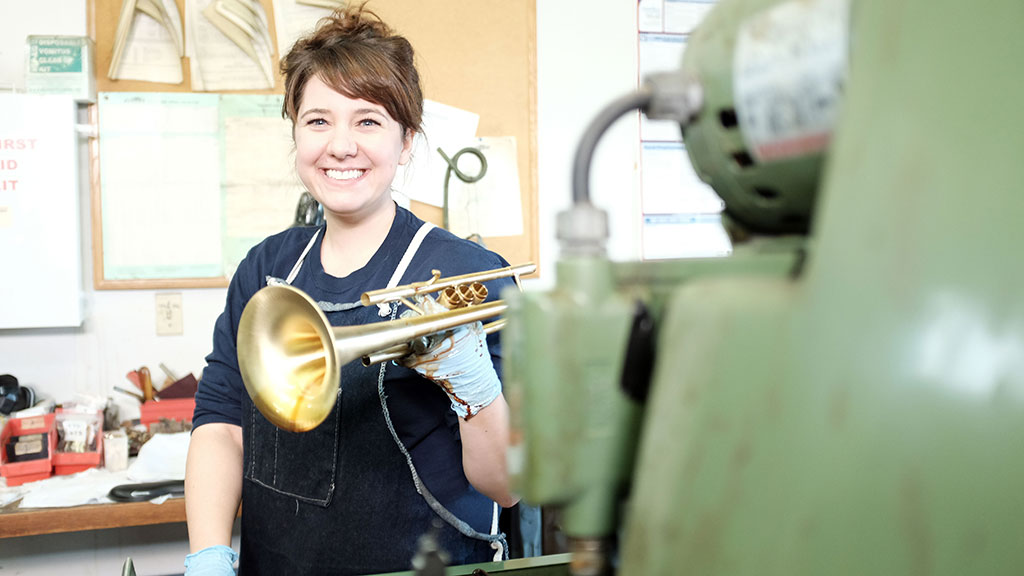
left=184, top=545, right=237, bottom=576
left=400, top=296, right=502, bottom=419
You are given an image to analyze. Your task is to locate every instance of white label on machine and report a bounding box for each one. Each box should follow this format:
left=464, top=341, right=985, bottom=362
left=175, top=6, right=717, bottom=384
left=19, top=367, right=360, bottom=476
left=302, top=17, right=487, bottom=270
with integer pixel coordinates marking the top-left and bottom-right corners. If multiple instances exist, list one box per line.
left=733, top=0, right=850, bottom=162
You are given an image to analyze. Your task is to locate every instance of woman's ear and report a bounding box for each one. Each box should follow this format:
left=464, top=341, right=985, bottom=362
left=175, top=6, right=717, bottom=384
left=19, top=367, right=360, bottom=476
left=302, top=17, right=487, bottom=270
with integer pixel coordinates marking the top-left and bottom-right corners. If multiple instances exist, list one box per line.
left=399, top=129, right=416, bottom=166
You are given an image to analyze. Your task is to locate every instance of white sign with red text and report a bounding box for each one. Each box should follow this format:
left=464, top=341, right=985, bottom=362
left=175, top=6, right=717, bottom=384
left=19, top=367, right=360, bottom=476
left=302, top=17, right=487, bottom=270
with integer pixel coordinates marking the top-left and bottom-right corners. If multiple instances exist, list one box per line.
left=0, top=94, right=83, bottom=328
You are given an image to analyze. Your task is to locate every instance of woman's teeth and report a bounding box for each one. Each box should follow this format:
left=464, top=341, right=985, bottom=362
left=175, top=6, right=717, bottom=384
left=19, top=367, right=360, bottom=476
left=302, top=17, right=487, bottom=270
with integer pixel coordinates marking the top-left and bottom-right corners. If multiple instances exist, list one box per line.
left=325, top=169, right=364, bottom=180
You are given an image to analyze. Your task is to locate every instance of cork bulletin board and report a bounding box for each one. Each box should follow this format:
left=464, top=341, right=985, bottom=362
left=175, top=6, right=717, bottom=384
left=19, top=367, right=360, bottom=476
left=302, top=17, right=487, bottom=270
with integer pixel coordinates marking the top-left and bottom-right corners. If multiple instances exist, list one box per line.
left=87, top=0, right=538, bottom=289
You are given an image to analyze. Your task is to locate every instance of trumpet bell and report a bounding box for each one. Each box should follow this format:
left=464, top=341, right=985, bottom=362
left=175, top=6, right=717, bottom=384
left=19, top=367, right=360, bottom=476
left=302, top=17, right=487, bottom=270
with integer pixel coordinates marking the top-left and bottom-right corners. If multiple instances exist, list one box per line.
left=237, top=284, right=339, bottom=433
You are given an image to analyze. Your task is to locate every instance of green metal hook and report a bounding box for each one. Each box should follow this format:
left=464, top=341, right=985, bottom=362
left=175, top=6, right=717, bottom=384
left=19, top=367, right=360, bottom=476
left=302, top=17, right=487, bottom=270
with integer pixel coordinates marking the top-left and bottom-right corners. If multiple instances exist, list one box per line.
left=438, top=146, right=488, bottom=231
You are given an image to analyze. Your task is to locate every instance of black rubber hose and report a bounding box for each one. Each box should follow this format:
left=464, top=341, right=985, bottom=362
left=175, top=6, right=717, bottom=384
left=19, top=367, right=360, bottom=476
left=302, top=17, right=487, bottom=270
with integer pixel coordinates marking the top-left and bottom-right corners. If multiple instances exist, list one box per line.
left=571, top=89, right=653, bottom=205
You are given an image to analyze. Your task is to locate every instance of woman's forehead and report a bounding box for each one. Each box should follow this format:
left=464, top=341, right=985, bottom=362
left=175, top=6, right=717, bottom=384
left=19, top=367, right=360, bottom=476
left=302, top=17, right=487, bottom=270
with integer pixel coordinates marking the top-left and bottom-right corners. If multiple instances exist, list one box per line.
left=298, top=77, right=388, bottom=115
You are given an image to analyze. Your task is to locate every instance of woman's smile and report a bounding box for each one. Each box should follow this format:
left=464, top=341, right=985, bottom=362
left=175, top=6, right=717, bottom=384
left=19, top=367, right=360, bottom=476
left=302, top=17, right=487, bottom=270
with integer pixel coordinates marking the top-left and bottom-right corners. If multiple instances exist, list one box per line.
left=323, top=168, right=366, bottom=181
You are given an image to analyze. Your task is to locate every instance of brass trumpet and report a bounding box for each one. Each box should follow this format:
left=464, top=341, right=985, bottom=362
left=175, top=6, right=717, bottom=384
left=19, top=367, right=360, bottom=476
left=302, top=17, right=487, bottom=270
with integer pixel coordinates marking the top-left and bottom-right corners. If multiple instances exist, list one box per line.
left=237, top=263, right=535, bottom=432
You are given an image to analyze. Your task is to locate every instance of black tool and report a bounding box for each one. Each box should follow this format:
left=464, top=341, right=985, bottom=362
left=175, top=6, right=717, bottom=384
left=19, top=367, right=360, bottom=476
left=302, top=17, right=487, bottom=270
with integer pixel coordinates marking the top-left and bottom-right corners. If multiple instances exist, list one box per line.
left=0, top=374, right=36, bottom=415
left=108, top=480, right=185, bottom=502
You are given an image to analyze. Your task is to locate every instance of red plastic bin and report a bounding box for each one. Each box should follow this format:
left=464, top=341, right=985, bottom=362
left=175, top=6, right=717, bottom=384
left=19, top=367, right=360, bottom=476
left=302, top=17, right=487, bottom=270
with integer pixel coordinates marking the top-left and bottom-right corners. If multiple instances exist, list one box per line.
left=139, top=398, right=195, bottom=430
left=1, top=413, right=56, bottom=487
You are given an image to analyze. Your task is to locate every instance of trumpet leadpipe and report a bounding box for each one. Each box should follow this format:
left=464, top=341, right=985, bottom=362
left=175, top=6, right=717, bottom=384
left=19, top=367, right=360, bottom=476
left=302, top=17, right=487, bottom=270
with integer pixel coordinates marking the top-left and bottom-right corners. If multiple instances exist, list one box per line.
left=361, top=317, right=508, bottom=367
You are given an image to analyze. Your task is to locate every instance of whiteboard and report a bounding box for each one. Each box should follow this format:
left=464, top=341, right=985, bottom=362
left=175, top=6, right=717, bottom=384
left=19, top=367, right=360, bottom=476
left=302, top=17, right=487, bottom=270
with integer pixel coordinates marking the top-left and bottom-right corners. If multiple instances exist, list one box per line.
left=0, top=94, right=83, bottom=328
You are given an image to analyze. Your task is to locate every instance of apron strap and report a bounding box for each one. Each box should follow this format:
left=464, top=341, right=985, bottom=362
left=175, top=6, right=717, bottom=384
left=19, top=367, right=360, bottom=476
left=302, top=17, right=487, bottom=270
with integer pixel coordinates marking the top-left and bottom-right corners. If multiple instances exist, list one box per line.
left=377, top=222, right=436, bottom=317
left=285, top=227, right=322, bottom=285
left=269, top=222, right=435, bottom=316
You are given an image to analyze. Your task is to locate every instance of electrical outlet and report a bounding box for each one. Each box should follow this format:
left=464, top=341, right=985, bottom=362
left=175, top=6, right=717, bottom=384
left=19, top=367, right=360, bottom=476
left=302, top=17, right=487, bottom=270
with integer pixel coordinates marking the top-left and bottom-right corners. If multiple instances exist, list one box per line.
left=155, top=293, right=183, bottom=336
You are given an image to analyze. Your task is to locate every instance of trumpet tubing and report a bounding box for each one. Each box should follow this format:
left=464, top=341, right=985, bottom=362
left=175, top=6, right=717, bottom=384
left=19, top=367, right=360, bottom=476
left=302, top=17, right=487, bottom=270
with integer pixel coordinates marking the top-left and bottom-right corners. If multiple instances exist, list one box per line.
left=438, top=282, right=488, bottom=308
left=361, top=263, right=536, bottom=307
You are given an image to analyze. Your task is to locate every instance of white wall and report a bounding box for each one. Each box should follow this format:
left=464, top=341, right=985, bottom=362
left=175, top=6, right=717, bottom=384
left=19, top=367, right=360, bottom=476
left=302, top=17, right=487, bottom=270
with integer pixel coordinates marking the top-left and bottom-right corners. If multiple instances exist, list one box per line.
left=0, top=0, right=87, bottom=92
left=0, top=1, right=642, bottom=574
left=536, top=1, right=642, bottom=281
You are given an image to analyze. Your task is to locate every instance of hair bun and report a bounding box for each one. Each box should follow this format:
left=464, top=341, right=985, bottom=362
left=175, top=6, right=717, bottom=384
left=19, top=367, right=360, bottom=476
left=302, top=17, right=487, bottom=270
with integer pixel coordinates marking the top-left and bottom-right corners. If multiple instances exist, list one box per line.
left=322, top=3, right=392, bottom=40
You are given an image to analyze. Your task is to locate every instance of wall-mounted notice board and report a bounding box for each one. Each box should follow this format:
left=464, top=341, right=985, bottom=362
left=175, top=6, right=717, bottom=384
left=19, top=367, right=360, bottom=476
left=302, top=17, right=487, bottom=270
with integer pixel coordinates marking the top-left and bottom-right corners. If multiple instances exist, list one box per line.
left=88, top=0, right=537, bottom=289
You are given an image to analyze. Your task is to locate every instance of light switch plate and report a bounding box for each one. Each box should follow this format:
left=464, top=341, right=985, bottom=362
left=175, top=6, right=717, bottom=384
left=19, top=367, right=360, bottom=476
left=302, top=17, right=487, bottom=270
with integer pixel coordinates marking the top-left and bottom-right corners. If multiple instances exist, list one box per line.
left=155, top=293, right=183, bottom=336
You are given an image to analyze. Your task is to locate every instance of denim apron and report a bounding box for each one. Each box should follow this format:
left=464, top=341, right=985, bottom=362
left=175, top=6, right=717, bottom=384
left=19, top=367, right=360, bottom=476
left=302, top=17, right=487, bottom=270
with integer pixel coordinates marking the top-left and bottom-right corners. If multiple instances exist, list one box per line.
left=237, top=224, right=506, bottom=575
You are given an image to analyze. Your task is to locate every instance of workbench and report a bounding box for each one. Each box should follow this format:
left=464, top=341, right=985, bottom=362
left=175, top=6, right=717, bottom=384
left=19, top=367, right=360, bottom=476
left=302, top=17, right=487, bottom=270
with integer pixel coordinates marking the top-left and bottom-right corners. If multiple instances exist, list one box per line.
left=0, top=497, right=188, bottom=538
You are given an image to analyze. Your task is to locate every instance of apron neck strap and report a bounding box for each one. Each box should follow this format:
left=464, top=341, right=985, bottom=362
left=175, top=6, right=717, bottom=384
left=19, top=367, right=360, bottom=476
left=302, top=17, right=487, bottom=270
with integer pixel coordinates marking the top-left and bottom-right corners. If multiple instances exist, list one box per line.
left=284, top=227, right=322, bottom=285
left=377, top=222, right=436, bottom=317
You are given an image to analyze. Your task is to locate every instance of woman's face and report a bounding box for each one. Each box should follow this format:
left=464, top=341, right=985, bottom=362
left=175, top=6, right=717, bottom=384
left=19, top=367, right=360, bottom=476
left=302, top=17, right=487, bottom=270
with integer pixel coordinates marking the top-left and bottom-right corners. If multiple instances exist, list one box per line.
left=293, top=75, right=413, bottom=222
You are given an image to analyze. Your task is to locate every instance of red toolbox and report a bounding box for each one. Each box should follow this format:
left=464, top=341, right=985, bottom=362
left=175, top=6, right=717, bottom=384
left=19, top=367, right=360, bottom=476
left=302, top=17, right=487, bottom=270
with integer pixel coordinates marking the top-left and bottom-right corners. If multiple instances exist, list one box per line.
left=1, top=413, right=56, bottom=486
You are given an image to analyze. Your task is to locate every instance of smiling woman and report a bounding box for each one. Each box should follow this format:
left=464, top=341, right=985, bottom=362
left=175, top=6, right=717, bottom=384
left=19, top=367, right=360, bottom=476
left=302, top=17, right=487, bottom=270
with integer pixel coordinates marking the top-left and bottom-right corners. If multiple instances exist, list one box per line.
left=183, top=4, right=519, bottom=576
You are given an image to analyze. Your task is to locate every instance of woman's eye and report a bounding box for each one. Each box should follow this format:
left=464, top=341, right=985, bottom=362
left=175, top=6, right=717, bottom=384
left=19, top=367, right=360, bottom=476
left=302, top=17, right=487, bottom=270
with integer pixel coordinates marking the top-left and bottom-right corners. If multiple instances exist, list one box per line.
left=359, top=118, right=382, bottom=127
left=306, top=117, right=327, bottom=126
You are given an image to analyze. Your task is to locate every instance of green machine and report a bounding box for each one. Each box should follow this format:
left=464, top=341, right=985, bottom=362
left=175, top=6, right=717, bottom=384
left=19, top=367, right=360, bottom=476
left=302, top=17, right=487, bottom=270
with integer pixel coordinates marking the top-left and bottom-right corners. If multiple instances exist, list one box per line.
left=502, top=0, right=1024, bottom=574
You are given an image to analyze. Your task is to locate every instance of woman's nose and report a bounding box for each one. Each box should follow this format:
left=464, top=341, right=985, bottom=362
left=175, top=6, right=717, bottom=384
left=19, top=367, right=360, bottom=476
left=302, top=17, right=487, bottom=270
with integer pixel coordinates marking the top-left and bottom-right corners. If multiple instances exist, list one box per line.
left=327, top=128, right=357, bottom=158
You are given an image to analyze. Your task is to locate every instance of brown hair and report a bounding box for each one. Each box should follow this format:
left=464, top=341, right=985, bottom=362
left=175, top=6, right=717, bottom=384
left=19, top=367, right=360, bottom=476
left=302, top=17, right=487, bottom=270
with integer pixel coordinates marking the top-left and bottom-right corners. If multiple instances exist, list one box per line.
left=280, top=3, right=423, bottom=136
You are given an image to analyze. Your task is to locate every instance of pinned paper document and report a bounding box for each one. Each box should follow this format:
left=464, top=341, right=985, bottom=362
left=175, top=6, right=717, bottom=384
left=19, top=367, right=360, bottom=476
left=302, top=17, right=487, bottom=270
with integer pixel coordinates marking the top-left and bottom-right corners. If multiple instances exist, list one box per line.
left=186, top=0, right=275, bottom=91
left=108, top=0, right=184, bottom=84
left=200, top=0, right=275, bottom=87
left=392, top=100, right=480, bottom=208
left=272, top=0, right=345, bottom=58
left=446, top=136, right=524, bottom=239
left=136, top=0, right=185, bottom=55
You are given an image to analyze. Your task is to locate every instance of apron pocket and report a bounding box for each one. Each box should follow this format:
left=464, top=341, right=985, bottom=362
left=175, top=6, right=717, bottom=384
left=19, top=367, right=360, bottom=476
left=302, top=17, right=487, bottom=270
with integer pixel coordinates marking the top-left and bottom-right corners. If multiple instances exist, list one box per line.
left=244, top=390, right=341, bottom=506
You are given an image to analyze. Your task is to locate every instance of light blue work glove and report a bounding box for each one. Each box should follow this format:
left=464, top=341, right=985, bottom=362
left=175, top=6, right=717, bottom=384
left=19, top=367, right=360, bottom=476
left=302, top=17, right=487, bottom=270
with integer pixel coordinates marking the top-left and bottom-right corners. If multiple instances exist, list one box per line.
left=400, top=297, right=502, bottom=419
left=184, top=545, right=237, bottom=576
